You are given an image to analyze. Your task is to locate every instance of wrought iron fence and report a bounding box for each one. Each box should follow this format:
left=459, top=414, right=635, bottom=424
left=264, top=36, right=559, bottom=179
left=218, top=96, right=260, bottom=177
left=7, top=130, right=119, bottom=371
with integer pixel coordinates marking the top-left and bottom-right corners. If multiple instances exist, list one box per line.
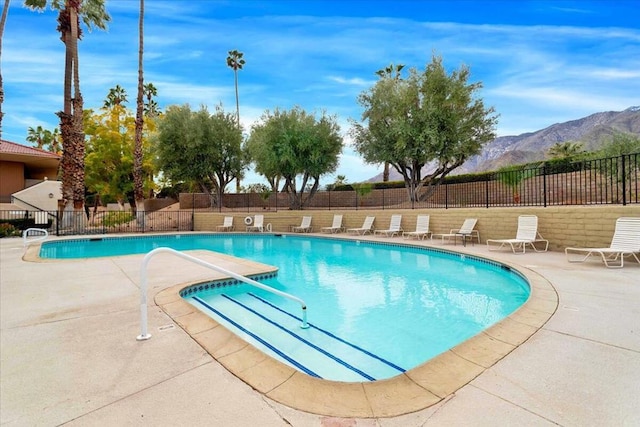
left=199, top=152, right=640, bottom=211
left=0, top=209, right=193, bottom=236
left=1, top=152, right=637, bottom=236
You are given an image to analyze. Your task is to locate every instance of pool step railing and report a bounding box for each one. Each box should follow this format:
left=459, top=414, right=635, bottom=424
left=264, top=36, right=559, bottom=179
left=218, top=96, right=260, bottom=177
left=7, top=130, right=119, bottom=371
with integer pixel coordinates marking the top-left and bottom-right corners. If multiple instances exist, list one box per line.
left=137, top=247, right=309, bottom=341
left=189, top=291, right=405, bottom=381
left=22, top=227, right=49, bottom=248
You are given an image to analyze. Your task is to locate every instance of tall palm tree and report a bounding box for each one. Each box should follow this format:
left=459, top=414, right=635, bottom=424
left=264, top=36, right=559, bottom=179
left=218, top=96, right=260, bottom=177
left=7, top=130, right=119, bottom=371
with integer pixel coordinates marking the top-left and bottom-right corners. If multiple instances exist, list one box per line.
left=0, top=0, right=10, bottom=140
left=25, top=0, right=110, bottom=214
left=133, top=0, right=144, bottom=214
left=226, top=49, right=245, bottom=192
left=226, top=49, right=245, bottom=127
left=375, top=63, right=404, bottom=182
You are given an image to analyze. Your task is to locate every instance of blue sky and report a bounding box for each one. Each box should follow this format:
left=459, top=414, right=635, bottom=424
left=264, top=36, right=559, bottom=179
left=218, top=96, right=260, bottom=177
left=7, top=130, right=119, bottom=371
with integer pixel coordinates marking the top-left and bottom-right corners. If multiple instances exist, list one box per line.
left=3, top=0, right=639, bottom=186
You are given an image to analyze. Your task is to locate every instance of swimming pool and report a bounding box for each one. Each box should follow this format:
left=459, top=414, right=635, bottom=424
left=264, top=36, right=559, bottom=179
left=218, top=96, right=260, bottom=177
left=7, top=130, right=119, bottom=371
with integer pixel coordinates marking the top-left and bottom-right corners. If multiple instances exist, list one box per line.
left=40, top=233, right=530, bottom=382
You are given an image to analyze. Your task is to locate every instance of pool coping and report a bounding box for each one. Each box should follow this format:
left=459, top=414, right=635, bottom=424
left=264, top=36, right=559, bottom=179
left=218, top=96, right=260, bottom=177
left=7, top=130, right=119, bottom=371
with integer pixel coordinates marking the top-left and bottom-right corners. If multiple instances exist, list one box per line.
left=147, top=235, right=558, bottom=418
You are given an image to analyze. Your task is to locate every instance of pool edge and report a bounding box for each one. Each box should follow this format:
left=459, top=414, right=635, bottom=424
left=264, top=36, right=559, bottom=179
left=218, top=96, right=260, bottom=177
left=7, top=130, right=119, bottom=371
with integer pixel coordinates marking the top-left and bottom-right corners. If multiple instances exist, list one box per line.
left=155, top=245, right=558, bottom=418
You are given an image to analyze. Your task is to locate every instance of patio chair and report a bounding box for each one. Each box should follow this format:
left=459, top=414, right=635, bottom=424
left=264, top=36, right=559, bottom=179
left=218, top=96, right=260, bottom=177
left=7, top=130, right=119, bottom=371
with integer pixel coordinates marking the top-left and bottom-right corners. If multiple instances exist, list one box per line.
left=565, top=217, right=640, bottom=268
left=402, top=215, right=431, bottom=240
left=246, top=214, right=264, bottom=232
left=216, top=216, right=234, bottom=232
left=486, top=215, right=548, bottom=254
left=321, top=214, right=344, bottom=233
left=432, top=218, right=479, bottom=245
left=292, top=216, right=313, bottom=233
left=374, top=214, right=403, bottom=237
left=347, top=216, right=375, bottom=235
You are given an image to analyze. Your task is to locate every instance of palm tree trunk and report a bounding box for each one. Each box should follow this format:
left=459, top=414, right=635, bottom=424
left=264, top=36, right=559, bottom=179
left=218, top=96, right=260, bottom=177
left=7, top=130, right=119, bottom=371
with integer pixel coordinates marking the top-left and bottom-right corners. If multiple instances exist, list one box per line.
left=0, top=0, right=10, bottom=140
left=133, top=0, right=145, bottom=216
left=69, top=3, right=85, bottom=212
left=57, top=6, right=74, bottom=209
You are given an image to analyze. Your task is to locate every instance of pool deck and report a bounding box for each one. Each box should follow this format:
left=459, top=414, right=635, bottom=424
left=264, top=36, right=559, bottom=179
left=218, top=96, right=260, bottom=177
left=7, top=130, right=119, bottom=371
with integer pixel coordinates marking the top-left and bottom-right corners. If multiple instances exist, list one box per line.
left=1, top=233, right=639, bottom=426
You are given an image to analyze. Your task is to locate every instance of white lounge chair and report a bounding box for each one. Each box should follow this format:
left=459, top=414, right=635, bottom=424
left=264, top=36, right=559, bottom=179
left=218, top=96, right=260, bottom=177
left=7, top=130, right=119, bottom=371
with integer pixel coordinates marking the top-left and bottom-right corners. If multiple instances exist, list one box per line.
left=486, top=215, right=548, bottom=254
left=246, top=214, right=264, bottom=232
left=292, top=216, right=313, bottom=233
left=565, top=217, right=640, bottom=268
left=374, top=214, right=402, bottom=237
left=321, top=214, right=344, bottom=233
left=432, top=218, right=479, bottom=245
left=347, top=216, right=375, bottom=235
left=403, top=215, right=431, bottom=240
left=216, top=216, right=234, bottom=232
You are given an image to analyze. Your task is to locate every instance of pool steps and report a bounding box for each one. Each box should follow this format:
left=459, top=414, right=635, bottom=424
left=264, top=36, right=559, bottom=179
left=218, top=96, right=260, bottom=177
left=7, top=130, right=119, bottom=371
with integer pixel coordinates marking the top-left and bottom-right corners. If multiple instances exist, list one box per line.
left=189, top=292, right=405, bottom=382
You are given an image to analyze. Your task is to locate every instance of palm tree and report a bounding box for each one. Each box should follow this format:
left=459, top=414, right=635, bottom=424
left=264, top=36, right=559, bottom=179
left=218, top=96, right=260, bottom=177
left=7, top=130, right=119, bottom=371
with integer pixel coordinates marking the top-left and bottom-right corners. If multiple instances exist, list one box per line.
left=26, top=125, right=46, bottom=148
left=104, top=84, right=128, bottom=108
left=226, top=49, right=245, bottom=192
left=0, top=0, right=10, bottom=140
left=48, top=127, right=61, bottom=154
left=547, top=141, right=584, bottom=159
left=226, top=49, right=245, bottom=127
left=143, top=82, right=159, bottom=116
left=375, top=63, right=404, bottom=182
left=133, top=0, right=144, bottom=215
left=25, top=0, right=110, bottom=215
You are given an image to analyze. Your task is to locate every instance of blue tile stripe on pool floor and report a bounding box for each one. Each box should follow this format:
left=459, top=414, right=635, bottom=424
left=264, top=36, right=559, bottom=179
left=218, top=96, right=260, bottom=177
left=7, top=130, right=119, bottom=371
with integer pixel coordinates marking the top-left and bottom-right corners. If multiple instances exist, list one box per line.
left=248, top=292, right=406, bottom=373
left=192, top=296, right=320, bottom=378
left=220, top=294, right=377, bottom=381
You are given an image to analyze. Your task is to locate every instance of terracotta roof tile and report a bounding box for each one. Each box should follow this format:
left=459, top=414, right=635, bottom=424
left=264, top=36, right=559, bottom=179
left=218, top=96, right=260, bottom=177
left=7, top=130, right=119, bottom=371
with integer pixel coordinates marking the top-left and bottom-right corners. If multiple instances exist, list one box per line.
left=0, top=140, right=61, bottom=158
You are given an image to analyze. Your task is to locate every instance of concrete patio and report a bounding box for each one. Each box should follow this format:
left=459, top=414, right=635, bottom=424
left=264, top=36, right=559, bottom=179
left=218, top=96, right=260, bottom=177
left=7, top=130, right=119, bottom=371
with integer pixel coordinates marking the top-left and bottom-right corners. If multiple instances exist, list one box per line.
left=1, top=233, right=638, bottom=426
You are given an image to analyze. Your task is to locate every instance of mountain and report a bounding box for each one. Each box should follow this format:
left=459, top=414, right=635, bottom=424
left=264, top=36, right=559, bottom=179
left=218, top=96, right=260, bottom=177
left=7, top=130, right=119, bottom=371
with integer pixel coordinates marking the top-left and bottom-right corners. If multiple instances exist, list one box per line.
left=368, top=106, right=640, bottom=181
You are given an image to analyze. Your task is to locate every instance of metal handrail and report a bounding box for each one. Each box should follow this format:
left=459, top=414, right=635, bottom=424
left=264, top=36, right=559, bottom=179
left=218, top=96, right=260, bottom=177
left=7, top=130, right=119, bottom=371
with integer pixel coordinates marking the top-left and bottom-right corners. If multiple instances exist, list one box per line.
left=137, top=247, right=309, bottom=341
left=22, top=228, right=49, bottom=248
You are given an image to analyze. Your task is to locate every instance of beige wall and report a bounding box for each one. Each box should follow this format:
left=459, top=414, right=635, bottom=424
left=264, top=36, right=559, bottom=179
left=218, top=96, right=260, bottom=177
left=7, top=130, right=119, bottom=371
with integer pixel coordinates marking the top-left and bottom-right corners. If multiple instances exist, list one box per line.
left=194, top=205, right=640, bottom=251
left=0, top=161, right=25, bottom=199
left=11, top=180, right=62, bottom=211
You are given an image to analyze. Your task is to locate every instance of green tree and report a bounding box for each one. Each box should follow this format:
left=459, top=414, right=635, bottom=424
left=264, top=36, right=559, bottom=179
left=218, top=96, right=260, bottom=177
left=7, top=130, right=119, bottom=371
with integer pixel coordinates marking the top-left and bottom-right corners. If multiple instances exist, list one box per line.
left=246, top=107, right=342, bottom=209
left=598, top=132, right=640, bottom=157
left=375, top=63, right=404, bottom=182
left=596, top=132, right=640, bottom=202
left=155, top=104, right=244, bottom=208
left=25, top=0, right=110, bottom=215
left=351, top=54, right=498, bottom=202
left=547, top=141, right=584, bottom=159
left=84, top=103, right=155, bottom=209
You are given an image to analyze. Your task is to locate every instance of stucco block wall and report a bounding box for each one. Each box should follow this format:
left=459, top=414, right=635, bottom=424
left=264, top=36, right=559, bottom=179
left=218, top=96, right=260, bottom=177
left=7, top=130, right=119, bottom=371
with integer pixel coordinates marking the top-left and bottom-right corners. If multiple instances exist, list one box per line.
left=194, top=205, right=640, bottom=251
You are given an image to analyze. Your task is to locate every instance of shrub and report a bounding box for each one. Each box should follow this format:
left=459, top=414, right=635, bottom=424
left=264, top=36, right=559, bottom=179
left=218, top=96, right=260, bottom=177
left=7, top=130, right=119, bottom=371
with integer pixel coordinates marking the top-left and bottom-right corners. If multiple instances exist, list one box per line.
left=0, top=223, right=21, bottom=238
left=103, top=212, right=134, bottom=227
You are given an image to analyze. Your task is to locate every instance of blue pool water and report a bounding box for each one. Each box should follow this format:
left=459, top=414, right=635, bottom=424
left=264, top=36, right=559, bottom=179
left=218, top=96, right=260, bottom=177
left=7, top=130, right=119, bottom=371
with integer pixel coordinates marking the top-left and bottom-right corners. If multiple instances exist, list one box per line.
left=40, top=233, right=530, bottom=381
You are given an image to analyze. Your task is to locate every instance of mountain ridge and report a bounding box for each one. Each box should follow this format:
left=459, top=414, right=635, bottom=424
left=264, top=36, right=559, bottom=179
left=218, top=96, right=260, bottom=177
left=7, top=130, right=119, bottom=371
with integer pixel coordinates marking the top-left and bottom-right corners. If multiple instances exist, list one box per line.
left=368, top=106, right=640, bottom=182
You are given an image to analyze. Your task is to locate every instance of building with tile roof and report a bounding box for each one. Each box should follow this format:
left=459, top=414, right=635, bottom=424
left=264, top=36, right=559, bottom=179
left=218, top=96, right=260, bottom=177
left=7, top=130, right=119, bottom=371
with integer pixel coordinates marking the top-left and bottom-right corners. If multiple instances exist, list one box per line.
left=0, top=140, right=61, bottom=204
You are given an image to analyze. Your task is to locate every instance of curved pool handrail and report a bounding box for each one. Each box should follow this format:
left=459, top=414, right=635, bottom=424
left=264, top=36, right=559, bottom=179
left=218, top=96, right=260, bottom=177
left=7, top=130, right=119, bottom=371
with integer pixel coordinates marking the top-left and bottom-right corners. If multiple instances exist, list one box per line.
left=22, top=228, right=49, bottom=248
left=137, top=247, right=309, bottom=341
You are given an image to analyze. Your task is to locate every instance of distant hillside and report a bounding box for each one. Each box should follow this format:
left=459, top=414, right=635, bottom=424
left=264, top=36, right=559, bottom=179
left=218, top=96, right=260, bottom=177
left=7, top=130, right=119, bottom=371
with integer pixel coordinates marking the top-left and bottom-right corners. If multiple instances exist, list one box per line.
left=368, top=106, right=640, bottom=181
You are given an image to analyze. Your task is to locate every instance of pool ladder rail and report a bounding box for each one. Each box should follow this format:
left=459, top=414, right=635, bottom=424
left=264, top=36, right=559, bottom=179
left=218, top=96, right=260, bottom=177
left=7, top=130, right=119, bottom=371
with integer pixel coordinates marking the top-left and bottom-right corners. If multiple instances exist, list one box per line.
left=22, top=228, right=49, bottom=249
left=137, top=247, right=309, bottom=341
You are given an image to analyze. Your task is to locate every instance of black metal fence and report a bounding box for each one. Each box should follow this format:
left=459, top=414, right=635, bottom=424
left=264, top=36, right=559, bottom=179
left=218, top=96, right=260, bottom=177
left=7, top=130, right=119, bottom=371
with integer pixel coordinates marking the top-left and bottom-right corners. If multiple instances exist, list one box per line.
left=191, top=152, right=640, bottom=211
left=0, top=209, right=193, bottom=237
left=1, top=152, right=638, bottom=236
